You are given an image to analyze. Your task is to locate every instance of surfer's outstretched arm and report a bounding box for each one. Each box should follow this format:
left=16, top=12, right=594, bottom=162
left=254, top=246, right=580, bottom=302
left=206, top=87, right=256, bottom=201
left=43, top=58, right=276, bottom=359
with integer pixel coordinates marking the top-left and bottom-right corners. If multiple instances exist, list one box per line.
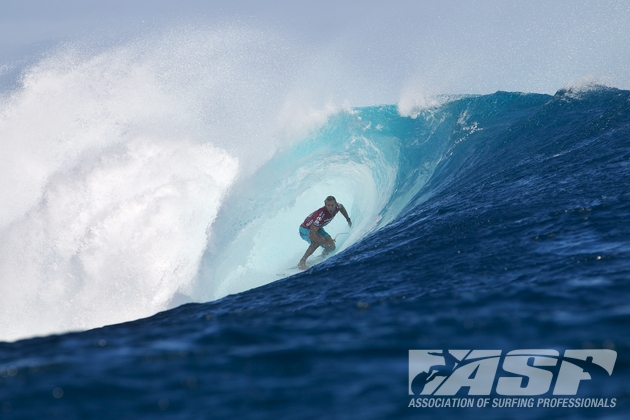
left=339, top=204, right=352, bottom=227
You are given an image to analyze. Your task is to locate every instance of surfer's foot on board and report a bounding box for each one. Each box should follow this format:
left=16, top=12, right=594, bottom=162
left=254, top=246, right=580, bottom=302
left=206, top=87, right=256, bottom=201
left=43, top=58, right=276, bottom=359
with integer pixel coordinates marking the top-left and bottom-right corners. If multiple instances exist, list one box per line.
left=297, top=261, right=308, bottom=270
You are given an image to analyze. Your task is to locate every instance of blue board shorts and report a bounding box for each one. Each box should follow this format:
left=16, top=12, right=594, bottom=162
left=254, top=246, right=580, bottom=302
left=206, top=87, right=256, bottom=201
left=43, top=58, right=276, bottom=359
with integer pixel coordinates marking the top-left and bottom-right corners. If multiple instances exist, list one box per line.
left=299, top=226, right=330, bottom=247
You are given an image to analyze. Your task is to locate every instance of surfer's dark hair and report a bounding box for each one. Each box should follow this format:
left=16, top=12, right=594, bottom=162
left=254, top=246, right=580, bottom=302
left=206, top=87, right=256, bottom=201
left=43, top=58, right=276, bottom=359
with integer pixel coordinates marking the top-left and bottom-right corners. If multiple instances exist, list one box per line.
left=325, top=196, right=337, bottom=203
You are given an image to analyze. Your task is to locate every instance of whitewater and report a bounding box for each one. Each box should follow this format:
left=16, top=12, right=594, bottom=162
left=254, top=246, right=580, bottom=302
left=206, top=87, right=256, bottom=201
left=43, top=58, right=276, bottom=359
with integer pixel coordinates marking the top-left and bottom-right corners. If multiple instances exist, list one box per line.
left=1, top=21, right=630, bottom=420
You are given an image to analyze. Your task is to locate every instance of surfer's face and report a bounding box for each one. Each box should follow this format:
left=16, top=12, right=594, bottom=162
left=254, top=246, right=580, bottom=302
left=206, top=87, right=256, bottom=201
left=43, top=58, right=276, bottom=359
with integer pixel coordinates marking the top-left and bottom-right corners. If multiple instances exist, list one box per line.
left=325, top=200, right=336, bottom=213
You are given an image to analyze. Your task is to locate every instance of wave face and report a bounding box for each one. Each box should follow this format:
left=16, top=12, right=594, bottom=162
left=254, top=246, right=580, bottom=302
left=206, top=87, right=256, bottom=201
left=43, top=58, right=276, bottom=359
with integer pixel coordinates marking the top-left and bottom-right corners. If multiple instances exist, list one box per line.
left=197, top=103, right=445, bottom=300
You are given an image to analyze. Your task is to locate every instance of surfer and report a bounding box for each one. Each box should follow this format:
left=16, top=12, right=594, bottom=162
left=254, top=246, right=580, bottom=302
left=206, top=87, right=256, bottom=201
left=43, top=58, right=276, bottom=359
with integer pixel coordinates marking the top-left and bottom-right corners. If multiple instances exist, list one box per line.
left=298, top=196, right=352, bottom=270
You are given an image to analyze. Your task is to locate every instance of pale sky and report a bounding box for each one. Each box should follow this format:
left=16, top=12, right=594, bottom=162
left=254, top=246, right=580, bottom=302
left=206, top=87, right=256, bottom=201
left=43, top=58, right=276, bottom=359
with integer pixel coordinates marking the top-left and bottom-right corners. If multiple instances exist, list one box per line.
left=1, top=0, right=629, bottom=103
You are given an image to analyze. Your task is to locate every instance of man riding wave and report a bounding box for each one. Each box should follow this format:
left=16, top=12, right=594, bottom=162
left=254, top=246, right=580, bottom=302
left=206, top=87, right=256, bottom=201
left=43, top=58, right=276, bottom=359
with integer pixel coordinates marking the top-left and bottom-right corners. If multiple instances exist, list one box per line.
left=298, top=196, right=352, bottom=270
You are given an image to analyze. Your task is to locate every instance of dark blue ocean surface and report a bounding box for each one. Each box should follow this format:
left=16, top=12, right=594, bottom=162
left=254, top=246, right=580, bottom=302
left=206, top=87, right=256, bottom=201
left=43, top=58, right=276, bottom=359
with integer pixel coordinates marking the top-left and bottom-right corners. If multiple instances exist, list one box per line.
left=2, top=87, right=630, bottom=419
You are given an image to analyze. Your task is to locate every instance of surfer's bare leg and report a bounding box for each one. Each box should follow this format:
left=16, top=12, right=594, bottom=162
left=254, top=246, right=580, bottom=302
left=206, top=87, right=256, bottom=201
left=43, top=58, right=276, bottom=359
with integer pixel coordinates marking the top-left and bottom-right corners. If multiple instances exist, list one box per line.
left=298, top=231, right=330, bottom=270
left=321, top=237, right=336, bottom=256
left=298, top=243, right=320, bottom=270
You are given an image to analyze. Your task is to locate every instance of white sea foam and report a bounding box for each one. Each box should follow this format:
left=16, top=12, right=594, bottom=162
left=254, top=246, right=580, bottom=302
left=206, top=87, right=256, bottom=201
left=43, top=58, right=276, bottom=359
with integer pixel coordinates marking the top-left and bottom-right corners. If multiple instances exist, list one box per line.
left=0, top=25, right=344, bottom=342
left=558, top=77, right=613, bottom=100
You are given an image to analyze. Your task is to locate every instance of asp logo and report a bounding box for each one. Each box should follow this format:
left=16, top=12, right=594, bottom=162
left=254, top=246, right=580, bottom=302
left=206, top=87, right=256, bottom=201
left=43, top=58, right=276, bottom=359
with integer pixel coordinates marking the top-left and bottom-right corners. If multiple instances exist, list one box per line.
left=409, top=349, right=617, bottom=396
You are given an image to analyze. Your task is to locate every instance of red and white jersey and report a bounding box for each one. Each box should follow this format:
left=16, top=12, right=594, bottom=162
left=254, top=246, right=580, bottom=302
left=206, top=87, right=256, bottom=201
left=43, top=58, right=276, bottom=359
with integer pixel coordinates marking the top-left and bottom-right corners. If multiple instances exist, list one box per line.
left=300, top=204, right=342, bottom=229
